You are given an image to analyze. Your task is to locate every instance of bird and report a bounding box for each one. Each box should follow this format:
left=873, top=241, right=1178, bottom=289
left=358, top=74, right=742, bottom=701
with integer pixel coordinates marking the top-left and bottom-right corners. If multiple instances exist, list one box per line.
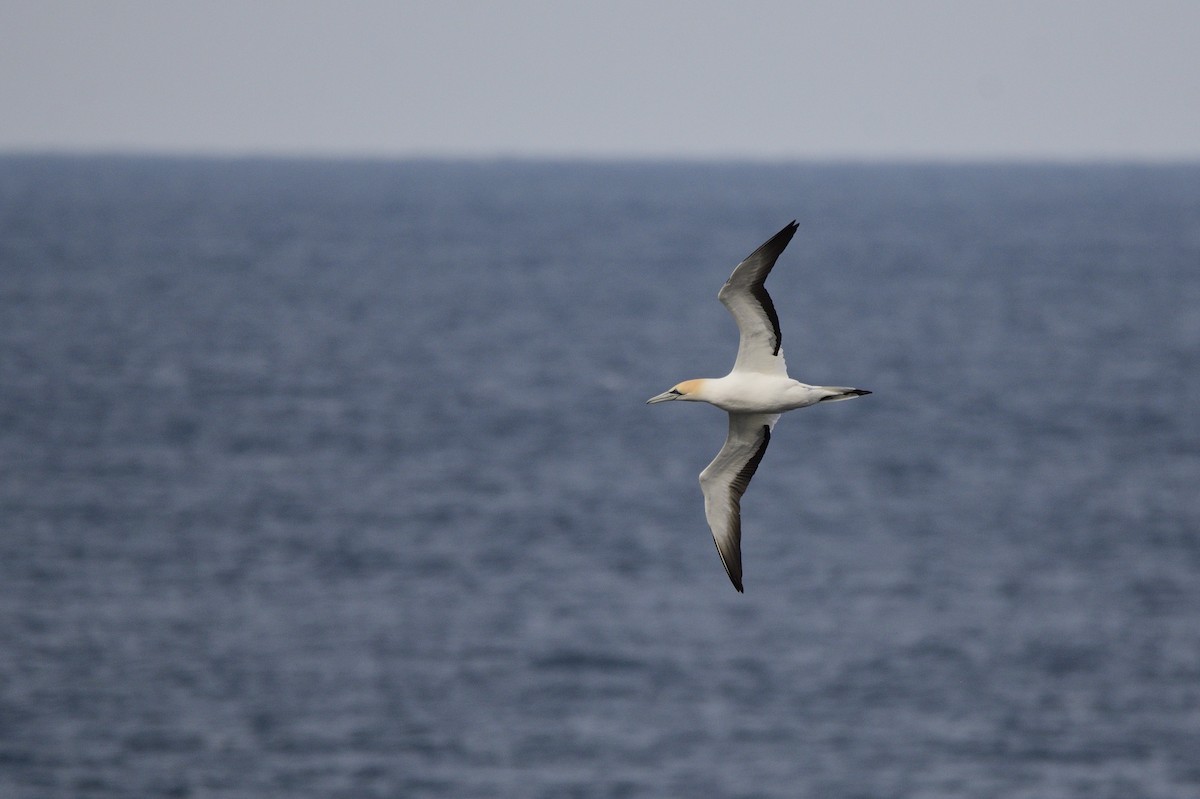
left=646, top=221, right=870, bottom=592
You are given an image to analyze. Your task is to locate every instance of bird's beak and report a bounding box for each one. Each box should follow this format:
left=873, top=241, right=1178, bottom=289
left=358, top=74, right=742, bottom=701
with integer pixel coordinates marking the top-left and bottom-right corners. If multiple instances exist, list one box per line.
left=646, top=390, right=680, bottom=404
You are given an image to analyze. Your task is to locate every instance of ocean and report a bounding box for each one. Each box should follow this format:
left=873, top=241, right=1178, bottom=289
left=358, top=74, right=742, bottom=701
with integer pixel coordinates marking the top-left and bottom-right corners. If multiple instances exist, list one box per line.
left=2, top=156, right=1199, bottom=798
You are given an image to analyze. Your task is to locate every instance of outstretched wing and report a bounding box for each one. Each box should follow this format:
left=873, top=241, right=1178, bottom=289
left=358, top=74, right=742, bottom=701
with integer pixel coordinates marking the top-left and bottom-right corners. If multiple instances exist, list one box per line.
left=698, top=412, right=780, bottom=592
left=717, top=221, right=798, bottom=377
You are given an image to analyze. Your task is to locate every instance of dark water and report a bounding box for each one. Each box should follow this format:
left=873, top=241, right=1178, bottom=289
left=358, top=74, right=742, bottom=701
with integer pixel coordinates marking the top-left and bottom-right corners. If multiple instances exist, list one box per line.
left=2, top=156, right=1199, bottom=798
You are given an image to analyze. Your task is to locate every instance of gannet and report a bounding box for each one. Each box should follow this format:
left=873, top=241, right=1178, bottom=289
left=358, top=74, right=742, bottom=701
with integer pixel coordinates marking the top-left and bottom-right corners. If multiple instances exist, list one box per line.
left=647, top=221, right=870, bottom=592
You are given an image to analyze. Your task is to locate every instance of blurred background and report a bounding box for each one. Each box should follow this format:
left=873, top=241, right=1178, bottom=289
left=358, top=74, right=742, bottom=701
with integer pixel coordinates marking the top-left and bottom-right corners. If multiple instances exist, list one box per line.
left=2, top=4, right=1199, bottom=798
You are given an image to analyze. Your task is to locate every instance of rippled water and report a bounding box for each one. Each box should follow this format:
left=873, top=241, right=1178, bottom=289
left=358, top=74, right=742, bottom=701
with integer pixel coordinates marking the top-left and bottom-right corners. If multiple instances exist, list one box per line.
left=2, top=157, right=1199, bottom=798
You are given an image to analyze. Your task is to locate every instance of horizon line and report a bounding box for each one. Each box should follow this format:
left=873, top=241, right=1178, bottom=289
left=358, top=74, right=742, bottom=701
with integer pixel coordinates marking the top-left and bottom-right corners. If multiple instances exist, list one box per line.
left=3, top=146, right=1200, bottom=167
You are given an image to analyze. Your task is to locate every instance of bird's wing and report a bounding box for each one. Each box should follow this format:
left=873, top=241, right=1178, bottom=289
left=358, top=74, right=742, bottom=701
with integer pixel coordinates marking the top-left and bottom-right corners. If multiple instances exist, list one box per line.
left=717, top=221, right=798, bottom=377
left=699, top=412, right=780, bottom=593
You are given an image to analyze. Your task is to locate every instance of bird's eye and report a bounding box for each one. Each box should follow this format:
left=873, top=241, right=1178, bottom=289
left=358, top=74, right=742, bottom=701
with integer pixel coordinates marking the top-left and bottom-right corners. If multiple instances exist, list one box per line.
left=670, top=388, right=683, bottom=395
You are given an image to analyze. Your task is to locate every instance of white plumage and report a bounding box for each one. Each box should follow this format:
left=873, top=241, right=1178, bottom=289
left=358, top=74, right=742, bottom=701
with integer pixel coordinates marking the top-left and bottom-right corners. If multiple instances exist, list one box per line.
left=647, top=222, right=870, bottom=592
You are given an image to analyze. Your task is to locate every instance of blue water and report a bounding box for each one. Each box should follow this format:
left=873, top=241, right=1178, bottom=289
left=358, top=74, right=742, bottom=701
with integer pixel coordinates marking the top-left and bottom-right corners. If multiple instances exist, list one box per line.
left=2, top=156, right=1199, bottom=798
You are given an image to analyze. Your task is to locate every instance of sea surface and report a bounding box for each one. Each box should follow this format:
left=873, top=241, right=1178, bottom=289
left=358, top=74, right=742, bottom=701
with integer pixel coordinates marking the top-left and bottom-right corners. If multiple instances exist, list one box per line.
left=2, top=156, right=1199, bottom=798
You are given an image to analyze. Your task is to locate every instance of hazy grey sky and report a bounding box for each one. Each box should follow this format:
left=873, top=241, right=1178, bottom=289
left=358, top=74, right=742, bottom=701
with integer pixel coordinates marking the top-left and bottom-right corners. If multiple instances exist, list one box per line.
left=3, top=1, right=1199, bottom=159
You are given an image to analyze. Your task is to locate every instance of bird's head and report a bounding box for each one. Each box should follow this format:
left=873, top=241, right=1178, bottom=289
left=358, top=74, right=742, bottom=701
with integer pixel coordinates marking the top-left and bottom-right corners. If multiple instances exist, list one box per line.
left=646, top=379, right=706, bottom=404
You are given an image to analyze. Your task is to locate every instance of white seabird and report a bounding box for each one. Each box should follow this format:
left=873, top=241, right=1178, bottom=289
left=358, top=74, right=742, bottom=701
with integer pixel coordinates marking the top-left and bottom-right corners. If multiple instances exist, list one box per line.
left=647, top=221, right=870, bottom=592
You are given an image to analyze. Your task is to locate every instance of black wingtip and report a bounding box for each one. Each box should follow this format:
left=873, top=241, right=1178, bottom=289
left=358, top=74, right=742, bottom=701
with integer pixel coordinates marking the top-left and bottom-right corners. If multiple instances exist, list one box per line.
left=722, top=562, right=744, bottom=593
left=773, top=220, right=799, bottom=244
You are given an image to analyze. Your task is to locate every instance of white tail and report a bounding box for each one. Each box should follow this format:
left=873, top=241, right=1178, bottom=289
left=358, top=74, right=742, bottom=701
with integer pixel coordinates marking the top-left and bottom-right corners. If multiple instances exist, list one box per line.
left=816, top=387, right=872, bottom=403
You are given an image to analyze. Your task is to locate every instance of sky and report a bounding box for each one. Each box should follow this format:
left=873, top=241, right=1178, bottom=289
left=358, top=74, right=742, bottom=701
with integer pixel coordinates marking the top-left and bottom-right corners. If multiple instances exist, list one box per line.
left=2, top=1, right=1199, bottom=160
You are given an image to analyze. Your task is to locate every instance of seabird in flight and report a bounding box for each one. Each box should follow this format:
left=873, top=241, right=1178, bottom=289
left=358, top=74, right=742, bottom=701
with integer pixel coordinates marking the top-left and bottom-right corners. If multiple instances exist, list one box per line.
left=647, top=221, right=870, bottom=592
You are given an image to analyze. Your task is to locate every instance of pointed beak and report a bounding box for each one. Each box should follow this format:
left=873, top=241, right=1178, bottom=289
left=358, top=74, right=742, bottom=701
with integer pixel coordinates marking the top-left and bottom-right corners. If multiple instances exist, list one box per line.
left=646, top=390, right=681, bottom=404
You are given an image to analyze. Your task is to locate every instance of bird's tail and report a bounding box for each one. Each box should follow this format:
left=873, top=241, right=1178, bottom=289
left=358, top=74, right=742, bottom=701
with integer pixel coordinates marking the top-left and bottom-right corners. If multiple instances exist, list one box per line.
left=816, top=387, right=872, bottom=403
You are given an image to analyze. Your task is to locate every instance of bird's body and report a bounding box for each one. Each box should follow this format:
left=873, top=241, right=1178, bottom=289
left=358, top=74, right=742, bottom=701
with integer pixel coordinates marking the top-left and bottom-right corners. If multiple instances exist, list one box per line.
left=647, top=221, right=870, bottom=592
left=664, top=374, right=863, bottom=415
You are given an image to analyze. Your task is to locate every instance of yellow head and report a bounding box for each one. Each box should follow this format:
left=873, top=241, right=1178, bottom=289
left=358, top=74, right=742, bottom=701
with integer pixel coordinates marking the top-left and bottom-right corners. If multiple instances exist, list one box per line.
left=646, top=379, right=707, bottom=404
